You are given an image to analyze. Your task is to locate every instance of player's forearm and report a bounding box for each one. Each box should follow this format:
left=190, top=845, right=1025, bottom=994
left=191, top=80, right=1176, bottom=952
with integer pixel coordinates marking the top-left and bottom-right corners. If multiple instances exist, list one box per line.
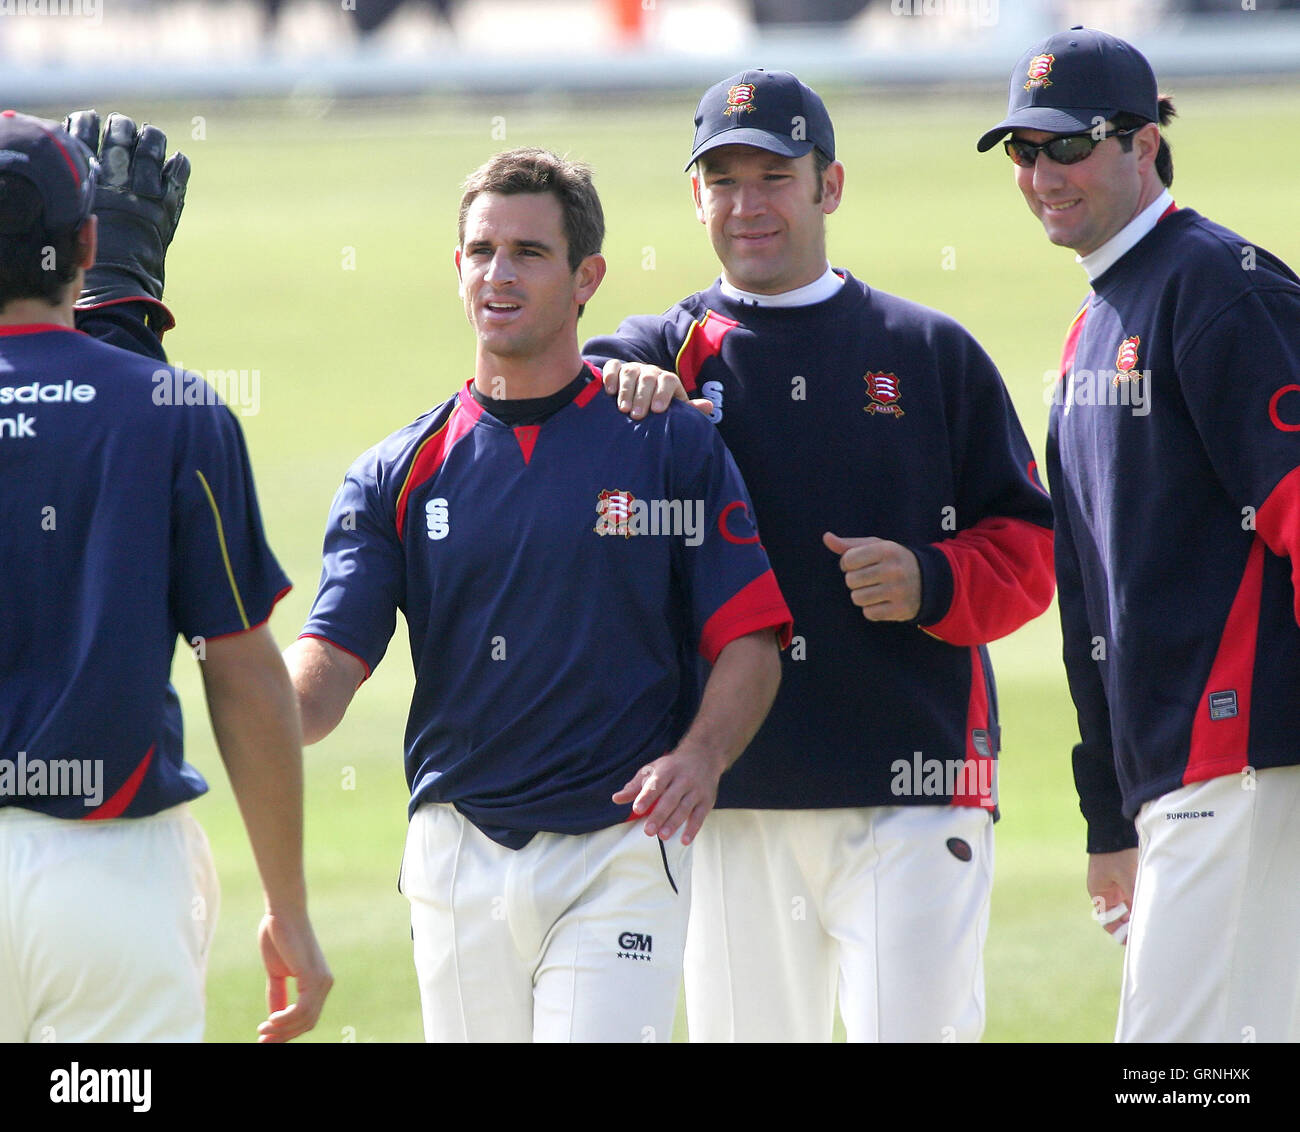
left=680, top=628, right=782, bottom=773
left=283, top=637, right=364, bottom=745
left=202, top=632, right=310, bottom=914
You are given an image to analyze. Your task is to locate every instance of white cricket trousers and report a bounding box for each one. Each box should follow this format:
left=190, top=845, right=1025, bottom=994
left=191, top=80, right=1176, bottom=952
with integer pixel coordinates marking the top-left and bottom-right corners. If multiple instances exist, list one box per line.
left=401, top=802, right=692, bottom=1042
left=0, top=804, right=219, bottom=1042
left=684, top=806, right=993, bottom=1042
left=1117, top=765, right=1300, bottom=1042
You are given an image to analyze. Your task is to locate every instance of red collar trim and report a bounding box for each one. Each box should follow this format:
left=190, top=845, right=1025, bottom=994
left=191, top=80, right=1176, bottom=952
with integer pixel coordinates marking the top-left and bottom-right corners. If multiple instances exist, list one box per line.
left=0, top=323, right=81, bottom=337
left=457, top=380, right=487, bottom=421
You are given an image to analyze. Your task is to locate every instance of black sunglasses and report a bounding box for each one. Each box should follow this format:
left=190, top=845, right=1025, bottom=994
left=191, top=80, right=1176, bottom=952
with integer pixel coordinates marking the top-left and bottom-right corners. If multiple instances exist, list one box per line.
left=1004, top=125, right=1144, bottom=168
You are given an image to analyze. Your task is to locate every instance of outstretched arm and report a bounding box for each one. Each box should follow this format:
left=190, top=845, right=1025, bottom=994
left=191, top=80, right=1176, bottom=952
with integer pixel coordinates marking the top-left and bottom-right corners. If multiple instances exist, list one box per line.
left=65, top=110, right=188, bottom=356
left=201, top=624, right=333, bottom=1042
left=614, top=628, right=781, bottom=845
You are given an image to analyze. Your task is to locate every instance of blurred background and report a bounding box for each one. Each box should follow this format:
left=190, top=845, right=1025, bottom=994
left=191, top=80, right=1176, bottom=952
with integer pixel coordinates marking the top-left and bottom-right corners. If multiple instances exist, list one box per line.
left=10, top=0, right=1299, bottom=1044
left=5, top=0, right=1300, bottom=100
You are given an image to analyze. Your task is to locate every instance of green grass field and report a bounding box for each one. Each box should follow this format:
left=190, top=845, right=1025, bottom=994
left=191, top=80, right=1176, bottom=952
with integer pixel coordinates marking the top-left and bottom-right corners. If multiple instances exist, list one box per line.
left=40, top=82, right=1300, bottom=1043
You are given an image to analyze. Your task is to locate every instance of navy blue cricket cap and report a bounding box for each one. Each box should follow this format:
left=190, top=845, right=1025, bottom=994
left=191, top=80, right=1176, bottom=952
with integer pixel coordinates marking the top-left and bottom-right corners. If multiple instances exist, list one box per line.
left=0, top=109, right=96, bottom=230
left=686, top=69, right=835, bottom=172
left=976, top=27, right=1158, bottom=152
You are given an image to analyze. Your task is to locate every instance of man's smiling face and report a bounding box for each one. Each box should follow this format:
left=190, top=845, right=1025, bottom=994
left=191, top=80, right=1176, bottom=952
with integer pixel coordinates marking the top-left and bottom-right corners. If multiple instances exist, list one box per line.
left=692, top=145, right=843, bottom=294
left=1011, top=124, right=1155, bottom=257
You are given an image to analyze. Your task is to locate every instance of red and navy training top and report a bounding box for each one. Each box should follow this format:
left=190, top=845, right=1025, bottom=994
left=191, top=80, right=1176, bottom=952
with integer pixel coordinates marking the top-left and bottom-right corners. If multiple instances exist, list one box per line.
left=300, top=370, right=792, bottom=848
left=585, top=270, right=1056, bottom=812
left=1048, top=208, right=1300, bottom=852
left=1, top=309, right=289, bottom=819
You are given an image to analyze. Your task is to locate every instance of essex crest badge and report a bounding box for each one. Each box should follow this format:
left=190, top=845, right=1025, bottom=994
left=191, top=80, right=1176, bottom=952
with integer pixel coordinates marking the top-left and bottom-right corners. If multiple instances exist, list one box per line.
left=864, top=372, right=905, bottom=418
left=1024, top=53, right=1055, bottom=90
left=723, top=84, right=757, bottom=116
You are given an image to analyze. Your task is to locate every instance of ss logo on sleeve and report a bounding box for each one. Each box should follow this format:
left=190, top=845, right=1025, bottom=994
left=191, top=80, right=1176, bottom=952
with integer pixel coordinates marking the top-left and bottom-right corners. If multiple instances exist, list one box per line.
left=701, top=380, right=724, bottom=423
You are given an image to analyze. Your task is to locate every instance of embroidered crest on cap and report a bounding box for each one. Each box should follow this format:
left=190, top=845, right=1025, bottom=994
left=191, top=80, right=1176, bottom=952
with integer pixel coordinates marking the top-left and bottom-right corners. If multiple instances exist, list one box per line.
left=723, top=84, right=757, bottom=116
left=864, top=372, right=904, bottom=418
left=1024, top=53, right=1055, bottom=90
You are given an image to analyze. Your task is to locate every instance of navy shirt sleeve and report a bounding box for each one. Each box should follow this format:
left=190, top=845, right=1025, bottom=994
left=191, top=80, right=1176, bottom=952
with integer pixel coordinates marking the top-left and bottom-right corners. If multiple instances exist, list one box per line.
left=1048, top=400, right=1135, bottom=853
left=1176, top=280, right=1300, bottom=597
left=910, top=323, right=1056, bottom=645
left=583, top=314, right=680, bottom=374
left=300, top=457, right=406, bottom=676
left=666, top=405, right=792, bottom=662
left=170, top=400, right=292, bottom=641
left=75, top=300, right=168, bottom=363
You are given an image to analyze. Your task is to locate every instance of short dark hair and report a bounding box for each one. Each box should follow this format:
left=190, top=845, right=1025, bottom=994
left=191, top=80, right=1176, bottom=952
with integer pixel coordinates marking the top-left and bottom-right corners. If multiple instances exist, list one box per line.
left=1113, top=94, right=1177, bottom=188
left=458, top=147, right=604, bottom=272
left=813, top=147, right=832, bottom=203
left=0, top=174, right=82, bottom=310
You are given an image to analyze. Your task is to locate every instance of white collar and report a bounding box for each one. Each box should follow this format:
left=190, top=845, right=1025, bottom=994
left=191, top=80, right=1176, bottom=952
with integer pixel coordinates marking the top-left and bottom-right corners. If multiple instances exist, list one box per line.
left=718, top=263, right=843, bottom=308
left=1078, top=189, right=1175, bottom=281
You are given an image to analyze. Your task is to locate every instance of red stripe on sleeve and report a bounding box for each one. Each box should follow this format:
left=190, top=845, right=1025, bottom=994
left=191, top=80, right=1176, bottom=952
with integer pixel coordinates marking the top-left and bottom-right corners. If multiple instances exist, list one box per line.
left=1256, top=464, right=1300, bottom=625
left=82, top=745, right=154, bottom=821
left=1185, top=538, right=1265, bottom=785
left=951, top=649, right=996, bottom=811
left=921, top=517, right=1055, bottom=646
left=698, top=570, right=793, bottom=664
left=673, top=311, right=738, bottom=394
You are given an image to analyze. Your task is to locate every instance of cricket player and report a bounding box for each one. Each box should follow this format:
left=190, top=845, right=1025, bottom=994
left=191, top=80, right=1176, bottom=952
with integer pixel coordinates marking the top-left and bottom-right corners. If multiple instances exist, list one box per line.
left=284, top=148, right=791, bottom=1043
left=0, top=110, right=331, bottom=1042
left=978, top=27, right=1300, bottom=1041
left=585, top=70, right=1056, bottom=1042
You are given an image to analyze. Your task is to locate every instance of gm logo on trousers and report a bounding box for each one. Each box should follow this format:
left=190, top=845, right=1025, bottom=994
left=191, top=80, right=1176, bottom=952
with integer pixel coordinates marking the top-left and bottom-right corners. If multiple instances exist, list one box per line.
left=617, top=931, right=652, bottom=960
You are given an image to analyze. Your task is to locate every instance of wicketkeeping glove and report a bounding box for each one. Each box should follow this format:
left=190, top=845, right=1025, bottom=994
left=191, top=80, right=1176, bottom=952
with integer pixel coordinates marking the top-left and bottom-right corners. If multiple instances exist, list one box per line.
left=63, top=109, right=190, bottom=334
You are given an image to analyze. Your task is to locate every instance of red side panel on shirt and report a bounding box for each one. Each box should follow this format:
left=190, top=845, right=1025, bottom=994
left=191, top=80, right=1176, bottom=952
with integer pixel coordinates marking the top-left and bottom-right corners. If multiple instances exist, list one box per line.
left=395, top=397, right=480, bottom=541
left=673, top=311, right=739, bottom=394
left=82, top=745, right=154, bottom=821
left=1256, top=464, right=1300, bottom=625
left=1185, top=537, right=1266, bottom=785
left=922, top=517, right=1055, bottom=646
left=698, top=570, right=793, bottom=664
left=951, top=649, right=996, bottom=810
